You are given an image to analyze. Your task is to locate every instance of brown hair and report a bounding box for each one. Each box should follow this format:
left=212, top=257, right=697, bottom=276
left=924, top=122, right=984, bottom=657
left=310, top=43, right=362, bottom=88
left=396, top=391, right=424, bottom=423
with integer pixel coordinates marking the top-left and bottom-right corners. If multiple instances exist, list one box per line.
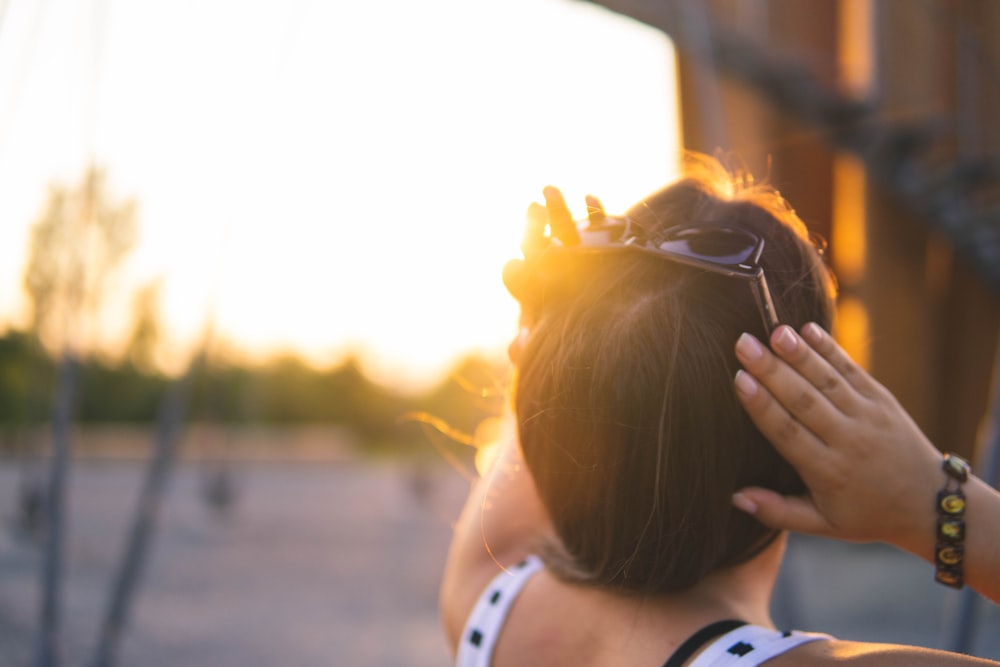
left=514, top=154, right=836, bottom=594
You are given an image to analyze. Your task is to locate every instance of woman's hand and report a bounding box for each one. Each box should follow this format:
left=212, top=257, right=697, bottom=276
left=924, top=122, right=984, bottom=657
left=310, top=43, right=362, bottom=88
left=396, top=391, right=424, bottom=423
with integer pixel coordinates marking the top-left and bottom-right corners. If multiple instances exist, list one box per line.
left=731, top=323, right=944, bottom=557
left=502, top=187, right=607, bottom=302
left=502, top=187, right=606, bottom=365
left=733, top=322, right=1000, bottom=603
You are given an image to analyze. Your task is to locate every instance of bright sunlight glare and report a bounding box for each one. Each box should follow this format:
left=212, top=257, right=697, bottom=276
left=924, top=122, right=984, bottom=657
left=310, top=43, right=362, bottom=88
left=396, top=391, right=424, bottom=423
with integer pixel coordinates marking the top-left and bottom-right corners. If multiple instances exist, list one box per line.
left=0, top=0, right=679, bottom=390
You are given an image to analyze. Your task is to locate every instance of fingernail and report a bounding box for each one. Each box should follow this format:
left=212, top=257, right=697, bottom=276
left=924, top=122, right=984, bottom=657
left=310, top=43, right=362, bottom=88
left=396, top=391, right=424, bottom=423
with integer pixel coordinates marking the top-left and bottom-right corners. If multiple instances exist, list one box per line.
left=774, top=326, right=797, bottom=354
left=734, top=370, right=759, bottom=398
left=802, top=322, right=823, bottom=345
left=732, top=492, right=758, bottom=514
left=736, top=333, right=764, bottom=361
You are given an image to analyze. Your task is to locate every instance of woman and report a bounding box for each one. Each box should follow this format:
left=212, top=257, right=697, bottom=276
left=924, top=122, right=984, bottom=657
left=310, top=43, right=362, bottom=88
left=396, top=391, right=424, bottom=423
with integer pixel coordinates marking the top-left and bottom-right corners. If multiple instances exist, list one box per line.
left=440, top=154, right=1000, bottom=666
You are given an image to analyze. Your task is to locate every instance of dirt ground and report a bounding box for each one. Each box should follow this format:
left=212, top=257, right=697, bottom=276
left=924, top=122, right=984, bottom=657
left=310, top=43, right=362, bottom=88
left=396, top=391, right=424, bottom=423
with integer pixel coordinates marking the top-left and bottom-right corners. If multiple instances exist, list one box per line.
left=0, top=454, right=997, bottom=666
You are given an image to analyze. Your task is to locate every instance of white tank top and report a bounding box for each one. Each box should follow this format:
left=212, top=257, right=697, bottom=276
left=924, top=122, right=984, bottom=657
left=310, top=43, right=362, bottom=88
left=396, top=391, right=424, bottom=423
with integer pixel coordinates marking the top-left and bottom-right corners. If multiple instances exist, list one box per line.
left=455, top=555, right=831, bottom=667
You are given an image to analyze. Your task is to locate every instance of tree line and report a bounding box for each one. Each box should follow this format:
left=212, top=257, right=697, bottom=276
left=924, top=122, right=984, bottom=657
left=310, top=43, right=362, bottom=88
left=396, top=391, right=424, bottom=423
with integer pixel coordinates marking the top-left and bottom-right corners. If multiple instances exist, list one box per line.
left=0, top=327, right=510, bottom=458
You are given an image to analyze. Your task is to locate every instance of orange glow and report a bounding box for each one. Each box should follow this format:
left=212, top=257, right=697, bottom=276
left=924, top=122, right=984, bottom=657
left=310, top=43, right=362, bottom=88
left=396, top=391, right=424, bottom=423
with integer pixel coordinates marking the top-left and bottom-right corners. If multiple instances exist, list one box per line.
left=834, top=295, right=871, bottom=371
left=397, top=410, right=507, bottom=477
left=472, top=417, right=506, bottom=476
left=831, top=147, right=871, bottom=371
left=838, top=0, right=874, bottom=96
left=832, top=152, right=867, bottom=287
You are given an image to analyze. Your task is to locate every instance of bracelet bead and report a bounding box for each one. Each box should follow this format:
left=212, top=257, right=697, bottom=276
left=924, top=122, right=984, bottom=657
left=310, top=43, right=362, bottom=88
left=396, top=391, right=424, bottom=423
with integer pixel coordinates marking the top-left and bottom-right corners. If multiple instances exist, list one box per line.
left=937, top=517, right=965, bottom=541
left=937, top=490, right=966, bottom=515
left=935, top=568, right=963, bottom=588
left=943, top=453, right=970, bottom=483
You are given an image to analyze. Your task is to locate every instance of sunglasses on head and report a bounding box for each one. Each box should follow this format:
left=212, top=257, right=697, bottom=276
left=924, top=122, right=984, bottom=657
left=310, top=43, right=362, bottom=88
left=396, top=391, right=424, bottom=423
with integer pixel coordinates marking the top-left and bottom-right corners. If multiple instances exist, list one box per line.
left=546, top=216, right=781, bottom=336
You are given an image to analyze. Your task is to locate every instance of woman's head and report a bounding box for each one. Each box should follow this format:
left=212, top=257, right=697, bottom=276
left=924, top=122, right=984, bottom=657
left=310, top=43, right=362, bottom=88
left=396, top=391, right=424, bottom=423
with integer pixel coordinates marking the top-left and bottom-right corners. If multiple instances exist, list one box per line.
left=514, top=153, right=836, bottom=594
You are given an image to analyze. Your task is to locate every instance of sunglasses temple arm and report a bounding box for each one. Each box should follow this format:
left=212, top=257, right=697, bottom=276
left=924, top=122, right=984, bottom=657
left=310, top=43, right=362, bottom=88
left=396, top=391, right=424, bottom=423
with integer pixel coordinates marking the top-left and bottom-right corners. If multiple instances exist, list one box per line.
left=750, top=271, right=781, bottom=336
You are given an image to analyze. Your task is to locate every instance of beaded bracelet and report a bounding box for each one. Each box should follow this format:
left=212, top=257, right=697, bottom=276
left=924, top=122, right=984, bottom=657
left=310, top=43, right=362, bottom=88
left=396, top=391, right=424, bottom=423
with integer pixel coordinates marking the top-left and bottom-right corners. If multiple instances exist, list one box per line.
left=935, top=453, right=971, bottom=588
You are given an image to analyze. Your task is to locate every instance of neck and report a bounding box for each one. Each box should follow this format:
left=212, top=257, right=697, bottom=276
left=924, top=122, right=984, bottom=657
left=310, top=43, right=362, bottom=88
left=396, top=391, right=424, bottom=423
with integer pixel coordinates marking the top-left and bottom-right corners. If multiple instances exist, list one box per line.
left=664, top=533, right=787, bottom=627
left=531, top=534, right=789, bottom=665
left=612, top=535, right=786, bottom=627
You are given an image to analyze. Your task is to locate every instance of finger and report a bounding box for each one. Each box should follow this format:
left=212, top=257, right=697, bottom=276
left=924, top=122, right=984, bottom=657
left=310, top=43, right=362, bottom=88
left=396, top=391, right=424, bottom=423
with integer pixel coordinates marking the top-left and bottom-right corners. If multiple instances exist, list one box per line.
left=733, top=369, right=831, bottom=473
left=502, top=259, right=525, bottom=300
left=767, top=325, right=864, bottom=416
left=585, top=194, right=606, bottom=228
left=543, top=186, right=580, bottom=245
left=735, top=333, right=848, bottom=441
left=522, top=202, right=549, bottom=254
left=732, top=487, right=833, bottom=537
left=800, top=322, right=881, bottom=399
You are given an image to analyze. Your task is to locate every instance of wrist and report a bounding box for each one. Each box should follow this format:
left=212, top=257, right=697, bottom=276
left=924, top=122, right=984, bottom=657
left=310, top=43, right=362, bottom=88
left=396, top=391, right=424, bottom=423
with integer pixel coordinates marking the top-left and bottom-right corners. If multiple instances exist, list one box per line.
left=889, top=452, right=952, bottom=563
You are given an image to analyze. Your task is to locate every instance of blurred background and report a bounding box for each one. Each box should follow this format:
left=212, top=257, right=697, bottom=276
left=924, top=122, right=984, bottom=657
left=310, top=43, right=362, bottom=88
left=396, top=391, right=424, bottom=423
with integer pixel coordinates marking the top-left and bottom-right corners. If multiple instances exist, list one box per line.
left=0, top=0, right=998, bottom=665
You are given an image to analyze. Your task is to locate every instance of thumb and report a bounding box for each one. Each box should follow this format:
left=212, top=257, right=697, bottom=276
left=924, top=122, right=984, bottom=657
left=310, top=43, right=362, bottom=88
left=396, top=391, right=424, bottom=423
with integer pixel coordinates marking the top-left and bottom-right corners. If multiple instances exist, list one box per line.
left=732, top=487, right=831, bottom=537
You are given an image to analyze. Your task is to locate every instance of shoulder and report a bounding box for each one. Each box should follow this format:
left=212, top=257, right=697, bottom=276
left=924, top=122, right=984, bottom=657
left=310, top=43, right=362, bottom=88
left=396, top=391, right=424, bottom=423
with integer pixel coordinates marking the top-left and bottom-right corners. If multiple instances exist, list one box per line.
left=446, top=556, right=546, bottom=665
left=440, top=555, right=506, bottom=652
left=441, top=550, right=541, bottom=654
left=766, top=638, right=1000, bottom=666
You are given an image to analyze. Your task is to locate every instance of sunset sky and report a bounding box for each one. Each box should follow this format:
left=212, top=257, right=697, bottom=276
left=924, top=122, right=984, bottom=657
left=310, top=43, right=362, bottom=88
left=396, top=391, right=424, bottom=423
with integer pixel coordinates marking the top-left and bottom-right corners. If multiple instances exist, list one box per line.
left=0, top=0, right=678, bottom=389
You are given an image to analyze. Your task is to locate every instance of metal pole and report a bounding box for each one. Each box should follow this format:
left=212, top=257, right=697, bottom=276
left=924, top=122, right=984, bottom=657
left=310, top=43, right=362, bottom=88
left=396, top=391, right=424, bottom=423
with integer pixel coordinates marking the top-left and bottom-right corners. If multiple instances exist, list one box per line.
left=88, top=351, right=202, bottom=667
left=34, top=353, right=78, bottom=667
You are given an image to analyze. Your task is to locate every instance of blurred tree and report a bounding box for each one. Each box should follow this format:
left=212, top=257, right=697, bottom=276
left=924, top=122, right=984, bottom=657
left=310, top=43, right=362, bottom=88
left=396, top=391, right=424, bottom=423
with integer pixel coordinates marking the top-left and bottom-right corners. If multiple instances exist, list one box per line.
left=213, top=354, right=413, bottom=441
left=76, top=359, right=167, bottom=423
left=0, top=324, right=512, bottom=449
left=125, top=278, right=163, bottom=373
left=22, top=166, right=138, bottom=351
left=0, top=330, right=55, bottom=433
left=19, top=168, right=138, bottom=667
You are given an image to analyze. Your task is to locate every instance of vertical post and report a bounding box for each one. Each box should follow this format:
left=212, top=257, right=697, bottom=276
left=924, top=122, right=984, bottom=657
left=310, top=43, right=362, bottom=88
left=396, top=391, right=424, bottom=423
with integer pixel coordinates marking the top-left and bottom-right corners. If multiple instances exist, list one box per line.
left=676, top=0, right=729, bottom=151
left=35, top=353, right=78, bottom=667
left=88, top=351, right=202, bottom=667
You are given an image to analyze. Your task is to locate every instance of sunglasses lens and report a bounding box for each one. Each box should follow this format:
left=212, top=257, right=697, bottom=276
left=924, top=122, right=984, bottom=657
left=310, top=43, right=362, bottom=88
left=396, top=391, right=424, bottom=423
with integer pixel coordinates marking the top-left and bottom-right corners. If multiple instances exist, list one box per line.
left=658, top=227, right=759, bottom=266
